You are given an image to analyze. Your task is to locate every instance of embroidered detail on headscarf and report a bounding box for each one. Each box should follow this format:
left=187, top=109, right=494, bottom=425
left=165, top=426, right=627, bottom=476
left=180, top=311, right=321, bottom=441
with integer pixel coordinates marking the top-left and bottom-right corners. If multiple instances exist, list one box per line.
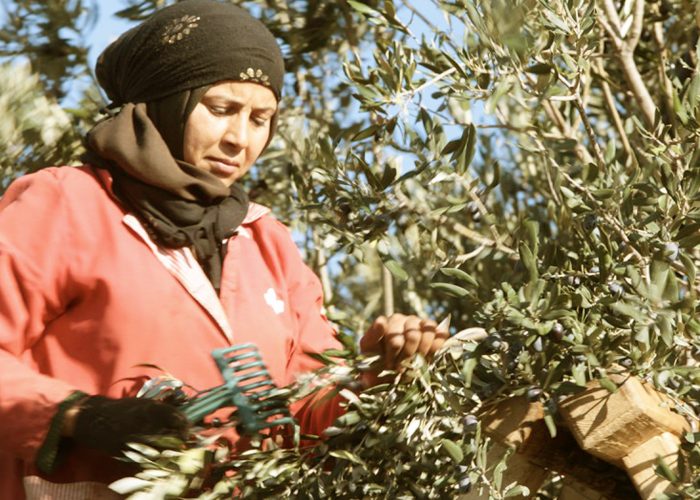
left=161, top=15, right=201, bottom=45
left=239, top=67, right=270, bottom=86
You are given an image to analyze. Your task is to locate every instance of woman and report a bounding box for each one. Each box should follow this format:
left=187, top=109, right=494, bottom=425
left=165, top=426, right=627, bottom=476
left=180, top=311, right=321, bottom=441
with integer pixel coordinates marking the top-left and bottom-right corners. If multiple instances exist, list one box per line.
left=0, top=0, right=446, bottom=497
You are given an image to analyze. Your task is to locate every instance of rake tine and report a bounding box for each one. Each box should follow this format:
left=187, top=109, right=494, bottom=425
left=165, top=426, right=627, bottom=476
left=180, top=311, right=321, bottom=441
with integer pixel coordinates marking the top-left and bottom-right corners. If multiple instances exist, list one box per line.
left=234, top=370, right=271, bottom=382
left=180, top=344, right=296, bottom=434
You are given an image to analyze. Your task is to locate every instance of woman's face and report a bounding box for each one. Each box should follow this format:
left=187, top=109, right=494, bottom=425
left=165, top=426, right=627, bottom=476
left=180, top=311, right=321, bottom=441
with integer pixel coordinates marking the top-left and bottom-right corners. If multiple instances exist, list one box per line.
left=183, top=81, right=278, bottom=186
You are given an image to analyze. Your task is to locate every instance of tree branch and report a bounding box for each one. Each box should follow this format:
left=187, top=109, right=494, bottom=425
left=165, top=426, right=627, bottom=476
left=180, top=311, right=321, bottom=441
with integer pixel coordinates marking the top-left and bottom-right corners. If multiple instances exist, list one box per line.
left=619, top=52, right=656, bottom=126
left=601, top=0, right=624, bottom=43
left=394, top=67, right=457, bottom=102
left=573, top=94, right=607, bottom=171
left=652, top=21, right=678, bottom=132
left=597, top=67, right=639, bottom=168
left=598, top=0, right=656, bottom=126
left=382, top=265, right=394, bottom=316
left=627, top=0, right=645, bottom=50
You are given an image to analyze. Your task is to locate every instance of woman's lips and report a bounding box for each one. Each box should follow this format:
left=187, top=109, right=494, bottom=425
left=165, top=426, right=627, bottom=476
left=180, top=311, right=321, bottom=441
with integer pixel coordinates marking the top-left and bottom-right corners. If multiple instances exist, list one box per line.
left=208, top=158, right=238, bottom=178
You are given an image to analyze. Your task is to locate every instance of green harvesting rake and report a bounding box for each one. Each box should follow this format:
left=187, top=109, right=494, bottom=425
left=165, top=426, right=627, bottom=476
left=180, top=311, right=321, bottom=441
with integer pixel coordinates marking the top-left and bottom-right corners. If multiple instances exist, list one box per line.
left=182, top=343, right=295, bottom=434
left=139, top=344, right=295, bottom=435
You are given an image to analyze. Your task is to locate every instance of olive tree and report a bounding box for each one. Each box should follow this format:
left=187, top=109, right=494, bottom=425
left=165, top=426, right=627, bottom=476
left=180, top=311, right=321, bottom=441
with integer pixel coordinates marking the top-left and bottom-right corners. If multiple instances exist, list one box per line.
left=1, top=0, right=699, bottom=497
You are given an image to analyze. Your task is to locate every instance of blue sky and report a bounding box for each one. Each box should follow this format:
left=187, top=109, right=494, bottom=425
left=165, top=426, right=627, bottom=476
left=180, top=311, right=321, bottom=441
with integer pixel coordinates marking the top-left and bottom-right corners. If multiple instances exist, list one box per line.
left=87, top=1, right=133, bottom=67
left=86, top=1, right=456, bottom=67
left=81, top=0, right=463, bottom=120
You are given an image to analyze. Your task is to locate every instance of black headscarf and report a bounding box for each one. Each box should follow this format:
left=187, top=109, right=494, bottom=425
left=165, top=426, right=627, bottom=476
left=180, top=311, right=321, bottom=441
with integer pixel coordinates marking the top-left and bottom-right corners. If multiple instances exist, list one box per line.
left=84, top=0, right=285, bottom=290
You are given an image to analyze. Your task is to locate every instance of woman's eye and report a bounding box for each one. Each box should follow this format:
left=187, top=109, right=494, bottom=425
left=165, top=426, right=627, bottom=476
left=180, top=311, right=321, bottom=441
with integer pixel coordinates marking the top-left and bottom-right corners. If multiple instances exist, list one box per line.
left=209, top=106, right=228, bottom=115
left=252, top=116, right=269, bottom=127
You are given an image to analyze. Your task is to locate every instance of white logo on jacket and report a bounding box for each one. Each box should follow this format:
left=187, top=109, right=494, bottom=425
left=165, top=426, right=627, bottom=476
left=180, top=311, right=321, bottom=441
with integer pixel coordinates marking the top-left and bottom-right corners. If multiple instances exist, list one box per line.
left=264, top=288, right=285, bottom=315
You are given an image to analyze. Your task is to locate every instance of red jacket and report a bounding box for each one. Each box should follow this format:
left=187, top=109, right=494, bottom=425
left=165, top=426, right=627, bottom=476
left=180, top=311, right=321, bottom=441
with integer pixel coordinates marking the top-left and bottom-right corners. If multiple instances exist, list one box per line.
left=0, top=166, right=343, bottom=497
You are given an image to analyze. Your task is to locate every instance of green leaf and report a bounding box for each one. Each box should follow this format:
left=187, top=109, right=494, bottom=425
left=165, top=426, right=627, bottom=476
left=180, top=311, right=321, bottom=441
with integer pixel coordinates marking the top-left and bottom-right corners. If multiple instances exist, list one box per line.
left=687, top=74, right=700, bottom=110
left=439, top=267, right=479, bottom=287
left=347, top=0, right=381, bottom=18
left=329, top=450, right=368, bottom=467
left=678, top=232, right=700, bottom=249
left=572, top=363, right=587, bottom=386
left=355, top=154, right=382, bottom=190
left=450, top=123, right=477, bottom=174
left=380, top=164, right=397, bottom=188
left=441, top=138, right=461, bottom=156
left=178, top=448, right=209, bottom=474
left=487, top=161, right=500, bottom=190
left=335, top=411, right=361, bottom=427
left=544, top=413, right=557, bottom=438
left=430, top=282, right=470, bottom=297
left=553, top=138, right=578, bottom=152
left=493, top=453, right=508, bottom=490
left=126, top=442, right=160, bottom=459
left=604, top=140, right=616, bottom=164
left=385, top=260, right=409, bottom=281
left=352, top=124, right=380, bottom=141
left=109, top=477, right=151, bottom=494
left=560, top=186, right=576, bottom=198
left=525, top=63, right=552, bottom=74
left=598, top=377, right=618, bottom=393
left=684, top=432, right=700, bottom=444
left=486, top=79, right=511, bottom=114
left=610, top=302, right=647, bottom=322
left=680, top=253, right=696, bottom=284
left=462, top=357, right=478, bottom=386
left=518, top=243, right=538, bottom=283
left=523, top=220, right=539, bottom=254
left=657, top=315, right=673, bottom=348
left=442, top=51, right=469, bottom=81
left=592, top=189, right=615, bottom=200
left=655, top=457, right=678, bottom=482
left=441, top=438, right=464, bottom=462
left=505, top=485, right=531, bottom=497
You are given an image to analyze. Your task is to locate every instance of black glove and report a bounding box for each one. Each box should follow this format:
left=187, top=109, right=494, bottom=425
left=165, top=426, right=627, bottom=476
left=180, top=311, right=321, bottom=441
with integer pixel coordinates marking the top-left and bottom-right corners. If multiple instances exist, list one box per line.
left=72, top=396, right=190, bottom=455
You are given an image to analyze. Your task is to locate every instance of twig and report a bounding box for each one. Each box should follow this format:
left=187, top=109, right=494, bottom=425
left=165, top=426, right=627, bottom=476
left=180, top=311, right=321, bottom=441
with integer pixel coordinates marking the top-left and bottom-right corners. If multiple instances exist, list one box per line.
left=627, top=0, right=645, bottom=49
left=558, top=170, right=645, bottom=264
left=401, top=0, right=461, bottom=53
left=382, top=265, right=394, bottom=317
left=394, top=184, right=517, bottom=257
left=314, top=241, right=334, bottom=302
left=541, top=94, right=594, bottom=165
left=602, top=0, right=624, bottom=40
left=394, top=67, right=457, bottom=102
left=595, top=60, right=639, bottom=168
left=456, top=243, right=488, bottom=263
left=467, top=190, right=505, bottom=253
left=652, top=22, right=678, bottom=133
left=453, top=222, right=517, bottom=257
left=599, top=0, right=656, bottom=126
left=544, top=157, right=563, bottom=206
left=573, top=94, right=607, bottom=172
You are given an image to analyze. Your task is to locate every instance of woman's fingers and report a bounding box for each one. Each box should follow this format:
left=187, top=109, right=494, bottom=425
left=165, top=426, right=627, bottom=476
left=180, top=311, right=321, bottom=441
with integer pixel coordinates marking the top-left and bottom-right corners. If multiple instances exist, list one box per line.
left=430, top=320, right=450, bottom=355
left=415, top=319, right=437, bottom=357
left=394, top=315, right=423, bottom=366
left=383, top=314, right=407, bottom=369
left=359, top=315, right=388, bottom=354
left=361, top=314, right=448, bottom=372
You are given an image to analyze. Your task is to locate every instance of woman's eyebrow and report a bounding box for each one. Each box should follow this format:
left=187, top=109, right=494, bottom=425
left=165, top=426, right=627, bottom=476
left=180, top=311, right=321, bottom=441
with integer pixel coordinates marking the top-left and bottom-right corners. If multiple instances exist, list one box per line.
left=204, top=95, right=277, bottom=113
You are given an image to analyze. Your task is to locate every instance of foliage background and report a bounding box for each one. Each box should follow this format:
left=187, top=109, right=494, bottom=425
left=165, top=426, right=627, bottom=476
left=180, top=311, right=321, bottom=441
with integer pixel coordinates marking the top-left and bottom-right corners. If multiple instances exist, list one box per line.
left=1, top=0, right=699, bottom=497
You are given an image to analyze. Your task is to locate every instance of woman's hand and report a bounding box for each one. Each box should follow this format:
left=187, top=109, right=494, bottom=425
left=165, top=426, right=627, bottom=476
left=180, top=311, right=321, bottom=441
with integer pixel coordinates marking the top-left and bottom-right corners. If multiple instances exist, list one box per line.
left=359, top=313, right=449, bottom=387
left=68, top=396, right=189, bottom=455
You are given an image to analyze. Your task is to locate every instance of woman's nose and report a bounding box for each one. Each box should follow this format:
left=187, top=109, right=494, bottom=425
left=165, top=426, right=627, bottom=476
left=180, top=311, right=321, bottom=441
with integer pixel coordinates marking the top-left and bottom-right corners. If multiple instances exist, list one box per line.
left=223, top=116, right=249, bottom=149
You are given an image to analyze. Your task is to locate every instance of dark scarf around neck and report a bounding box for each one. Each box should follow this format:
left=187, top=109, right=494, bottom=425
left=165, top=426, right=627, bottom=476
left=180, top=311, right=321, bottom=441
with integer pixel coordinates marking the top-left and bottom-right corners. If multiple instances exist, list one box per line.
left=85, top=100, right=249, bottom=291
